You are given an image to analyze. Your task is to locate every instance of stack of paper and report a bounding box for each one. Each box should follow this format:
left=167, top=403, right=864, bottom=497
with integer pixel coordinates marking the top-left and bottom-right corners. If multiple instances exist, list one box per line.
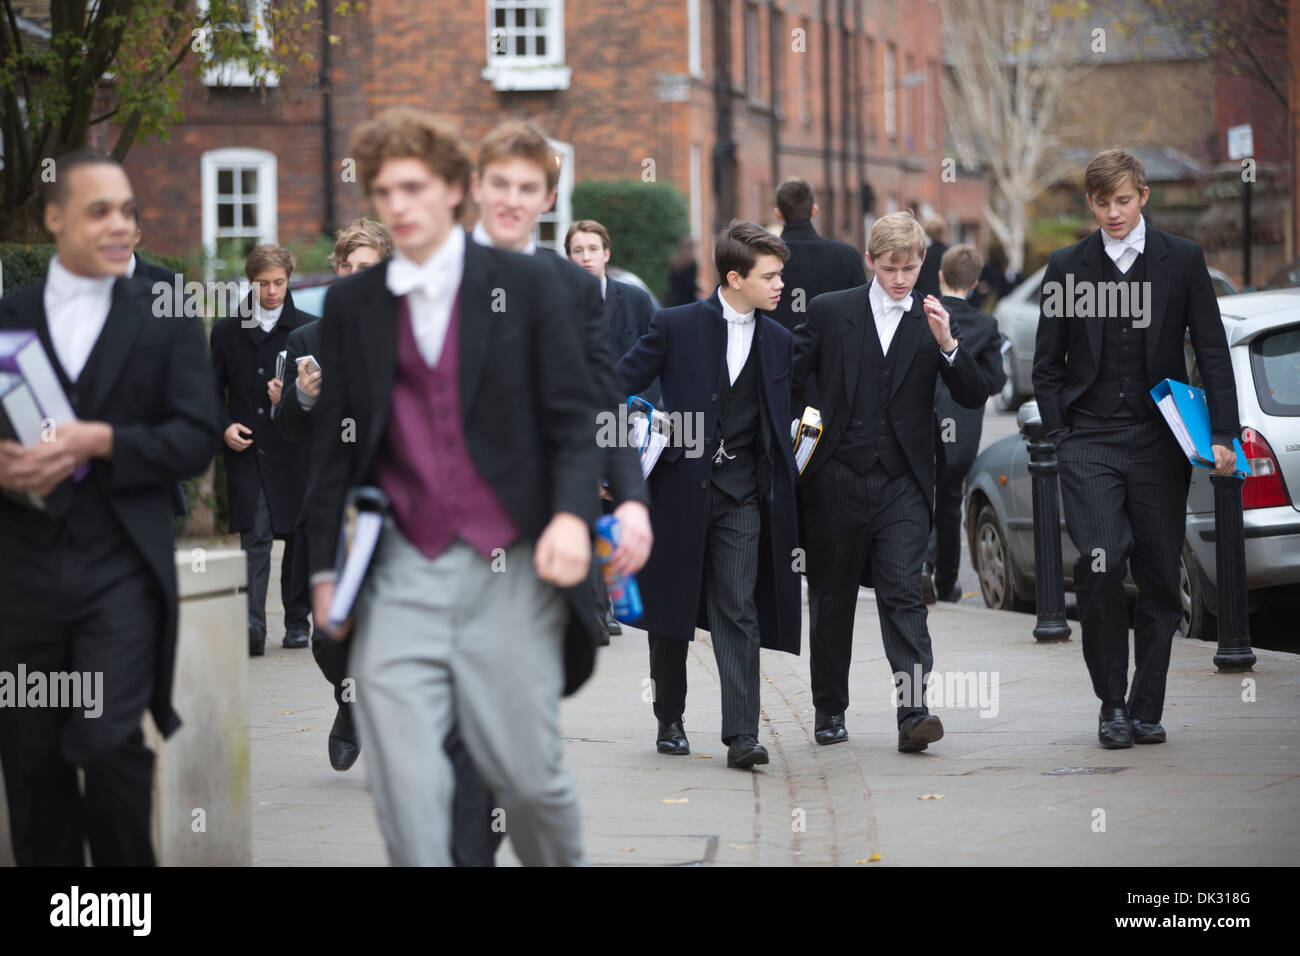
left=0, top=371, right=47, bottom=509
left=628, top=395, right=672, bottom=479
left=792, top=406, right=824, bottom=474
left=1149, top=379, right=1251, bottom=476
left=0, top=330, right=87, bottom=481
left=327, top=486, right=392, bottom=628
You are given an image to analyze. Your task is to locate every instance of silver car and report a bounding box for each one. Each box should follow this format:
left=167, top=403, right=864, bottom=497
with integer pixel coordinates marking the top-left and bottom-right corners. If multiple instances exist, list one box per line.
left=965, top=288, right=1300, bottom=639
left=993, top=264, right=1239, bottom=412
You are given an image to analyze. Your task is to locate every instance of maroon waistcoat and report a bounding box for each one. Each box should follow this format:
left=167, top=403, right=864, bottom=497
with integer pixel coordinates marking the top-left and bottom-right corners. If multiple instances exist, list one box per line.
left=374, top=294, right=518, bottom=561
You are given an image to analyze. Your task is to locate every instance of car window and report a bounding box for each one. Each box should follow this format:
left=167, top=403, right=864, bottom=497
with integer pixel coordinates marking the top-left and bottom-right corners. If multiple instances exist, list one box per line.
left=1251, top=326, right=1300, bottom=416
left=1211, top=275, right=1236, bottom=297
left=1183, top=338, right=1203, bottom=389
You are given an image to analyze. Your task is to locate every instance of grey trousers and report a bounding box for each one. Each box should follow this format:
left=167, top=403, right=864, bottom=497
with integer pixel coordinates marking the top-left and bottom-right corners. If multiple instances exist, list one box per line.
left=351, top=522, right=585, bottom=866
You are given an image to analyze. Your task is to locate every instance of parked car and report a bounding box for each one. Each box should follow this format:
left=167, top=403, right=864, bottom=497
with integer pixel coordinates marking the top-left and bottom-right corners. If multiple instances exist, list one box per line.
left=1261, top=259, right=1300, bottom=291
left=965, top=288, right=1300, bottom=639
left=993, top=264, right=1240, bottom=412
left=288, top=277, right=334, bottom=318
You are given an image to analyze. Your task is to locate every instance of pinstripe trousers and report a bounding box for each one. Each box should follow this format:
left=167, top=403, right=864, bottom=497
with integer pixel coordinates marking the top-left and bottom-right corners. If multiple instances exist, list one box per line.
left=1056, top=417, right=1191, bottom=722
left=648, top=486, right=763, bottom=742
left=802, top=458, right=934, bottom=724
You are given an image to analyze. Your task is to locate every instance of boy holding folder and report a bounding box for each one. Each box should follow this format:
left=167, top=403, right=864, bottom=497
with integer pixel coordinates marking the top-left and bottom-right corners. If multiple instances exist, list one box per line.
left=1032, top=148, right=1240, bottom=749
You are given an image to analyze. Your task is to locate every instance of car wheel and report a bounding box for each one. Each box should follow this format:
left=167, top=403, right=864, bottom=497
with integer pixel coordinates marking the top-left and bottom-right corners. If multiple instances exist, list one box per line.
left=1178, top=540, right=1217, bottom=641
left=975, top=505, right=1025, bottom=611
left=995, top=348, right=1019, bottom=412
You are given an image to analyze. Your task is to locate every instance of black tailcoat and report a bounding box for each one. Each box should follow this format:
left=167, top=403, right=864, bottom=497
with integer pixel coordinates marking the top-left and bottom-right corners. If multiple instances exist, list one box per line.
left=302, top=243, right=604, bottom=694
left=0, top=277, right=220, bottom=737
left=1032, top=227, right=1239, bottom=444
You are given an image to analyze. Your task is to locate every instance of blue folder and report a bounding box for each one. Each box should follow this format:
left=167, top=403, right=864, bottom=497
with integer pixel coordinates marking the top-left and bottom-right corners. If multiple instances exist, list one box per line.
left=1149, top=379, right=1252, bottom=476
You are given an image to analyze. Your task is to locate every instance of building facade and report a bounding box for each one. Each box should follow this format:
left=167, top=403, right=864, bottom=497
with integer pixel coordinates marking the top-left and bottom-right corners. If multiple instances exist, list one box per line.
left=108, top=0, right=983, bottom=286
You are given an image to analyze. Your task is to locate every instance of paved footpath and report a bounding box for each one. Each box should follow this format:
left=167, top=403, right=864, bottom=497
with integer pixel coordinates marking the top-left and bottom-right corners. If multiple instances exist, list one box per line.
left=249, top=552, right=1299, bottom=867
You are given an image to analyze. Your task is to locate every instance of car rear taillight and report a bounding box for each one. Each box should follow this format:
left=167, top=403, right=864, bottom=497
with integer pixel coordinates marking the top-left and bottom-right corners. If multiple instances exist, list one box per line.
left=1241, top=427, right=1291, bottom=509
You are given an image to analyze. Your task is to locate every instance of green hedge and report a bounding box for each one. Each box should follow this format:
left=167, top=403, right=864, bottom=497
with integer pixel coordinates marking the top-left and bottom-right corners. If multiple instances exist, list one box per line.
left=571, top=180, right=689, bottom=301
left=0, top=242, right=58, bottom=292
left=0, top=242, right=197, bottom=292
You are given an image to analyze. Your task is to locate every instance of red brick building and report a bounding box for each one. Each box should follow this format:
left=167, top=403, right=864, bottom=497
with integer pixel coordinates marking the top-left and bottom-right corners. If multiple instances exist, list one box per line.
left=111, top=1, right=984, bottom=285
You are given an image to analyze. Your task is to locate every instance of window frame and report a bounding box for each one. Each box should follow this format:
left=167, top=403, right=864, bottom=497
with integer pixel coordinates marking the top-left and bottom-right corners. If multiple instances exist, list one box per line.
left=196, top=0, right=279, bottom=89
left=884, top=44, right=897, bottom=140
left=482, top=0, right=572, bottom=91
left=534, top=139, right=573, bottom=253
left=201, top=147, right=278, bottom=279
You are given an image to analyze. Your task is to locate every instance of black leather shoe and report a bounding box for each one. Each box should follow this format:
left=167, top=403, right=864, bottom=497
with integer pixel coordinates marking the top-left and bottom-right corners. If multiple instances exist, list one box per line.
left=898, top=713, right=944, bottom=753
left=921, top=562, right=936, bottom=605
left=938, top=582, right=963, bottom=603
left=656, top=720, right=689, bottom=755
left=1098, top=704, right=1134, bottom=748
left=328, top=706, right=361, bottom=771
left=1131, top=719, right=1166, bottom=744
left=604, top=610, right=623, bottom=636
left=814, top=712, right=848, bottom=745
left=726, top=734, right=769, bottom=769
left=283, top=629, right=310, bottom=649
left=249, top=626, right=266, bottom=657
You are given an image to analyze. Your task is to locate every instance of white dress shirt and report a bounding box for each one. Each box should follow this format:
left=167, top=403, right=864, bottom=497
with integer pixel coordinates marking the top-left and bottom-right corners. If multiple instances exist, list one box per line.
left=387, top=225, right=467, bottom=367
left=124, top=254, right=137, bottom=278
left=600, top=274, right=608, bottom=301
left=1102, top=214, right=1146, bottom=275
left=254, top=301, right=284, bottom=333
left=718, top=287, right=757, bottom=385
left=868, top=279, right=911, bottom=355
left=44, top=255, right=115, bottom=383
left=867, top=278, right=959, bottom=364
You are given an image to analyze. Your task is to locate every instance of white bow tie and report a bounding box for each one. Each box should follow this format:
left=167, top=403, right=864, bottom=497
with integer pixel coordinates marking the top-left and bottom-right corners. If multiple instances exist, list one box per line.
left=1103, top=228, right=1145, bottom=263
left=879, top=297, right=910, bottom=319
left=386, top=256, right=452, bottom=299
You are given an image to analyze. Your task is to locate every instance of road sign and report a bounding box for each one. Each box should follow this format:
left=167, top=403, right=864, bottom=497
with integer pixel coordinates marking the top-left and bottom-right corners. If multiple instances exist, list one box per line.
left=1227, top=124, right=1254, bottom=160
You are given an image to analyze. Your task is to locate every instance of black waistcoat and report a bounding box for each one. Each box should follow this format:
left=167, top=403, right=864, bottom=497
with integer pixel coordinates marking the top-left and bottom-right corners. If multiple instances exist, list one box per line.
left=834, top=310, right=909, bottom=476
left=1072, top=250, right=1153, bottom=422
left=711, top=332, right=763, bottom=501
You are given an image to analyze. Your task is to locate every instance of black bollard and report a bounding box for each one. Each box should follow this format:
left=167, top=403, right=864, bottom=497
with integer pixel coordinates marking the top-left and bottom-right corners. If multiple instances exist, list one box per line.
left=1022, top=416, right=1072, bottom=641
left=1210, top=472, right=1256, bottom=671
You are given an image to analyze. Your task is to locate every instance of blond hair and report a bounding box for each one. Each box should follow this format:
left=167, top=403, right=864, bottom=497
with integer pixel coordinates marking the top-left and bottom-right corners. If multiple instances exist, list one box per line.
left=867, top=212, right=926, bottom=261
left=1085, top=148, right=1147, bottom=202
left=331, top=218, right=394, bottom=268
left=477, top=120, right=560, bottom=193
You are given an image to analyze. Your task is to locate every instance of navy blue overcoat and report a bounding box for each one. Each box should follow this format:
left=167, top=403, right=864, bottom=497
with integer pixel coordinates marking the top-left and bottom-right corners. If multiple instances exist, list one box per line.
left=616, top=290, right=802, bottom=654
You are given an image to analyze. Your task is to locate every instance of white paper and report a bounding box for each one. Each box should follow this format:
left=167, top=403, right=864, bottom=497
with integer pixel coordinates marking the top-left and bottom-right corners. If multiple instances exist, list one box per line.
left=1155, top=393, right=1201, bottom=462
left=328, top=510, right=384, bottom=627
